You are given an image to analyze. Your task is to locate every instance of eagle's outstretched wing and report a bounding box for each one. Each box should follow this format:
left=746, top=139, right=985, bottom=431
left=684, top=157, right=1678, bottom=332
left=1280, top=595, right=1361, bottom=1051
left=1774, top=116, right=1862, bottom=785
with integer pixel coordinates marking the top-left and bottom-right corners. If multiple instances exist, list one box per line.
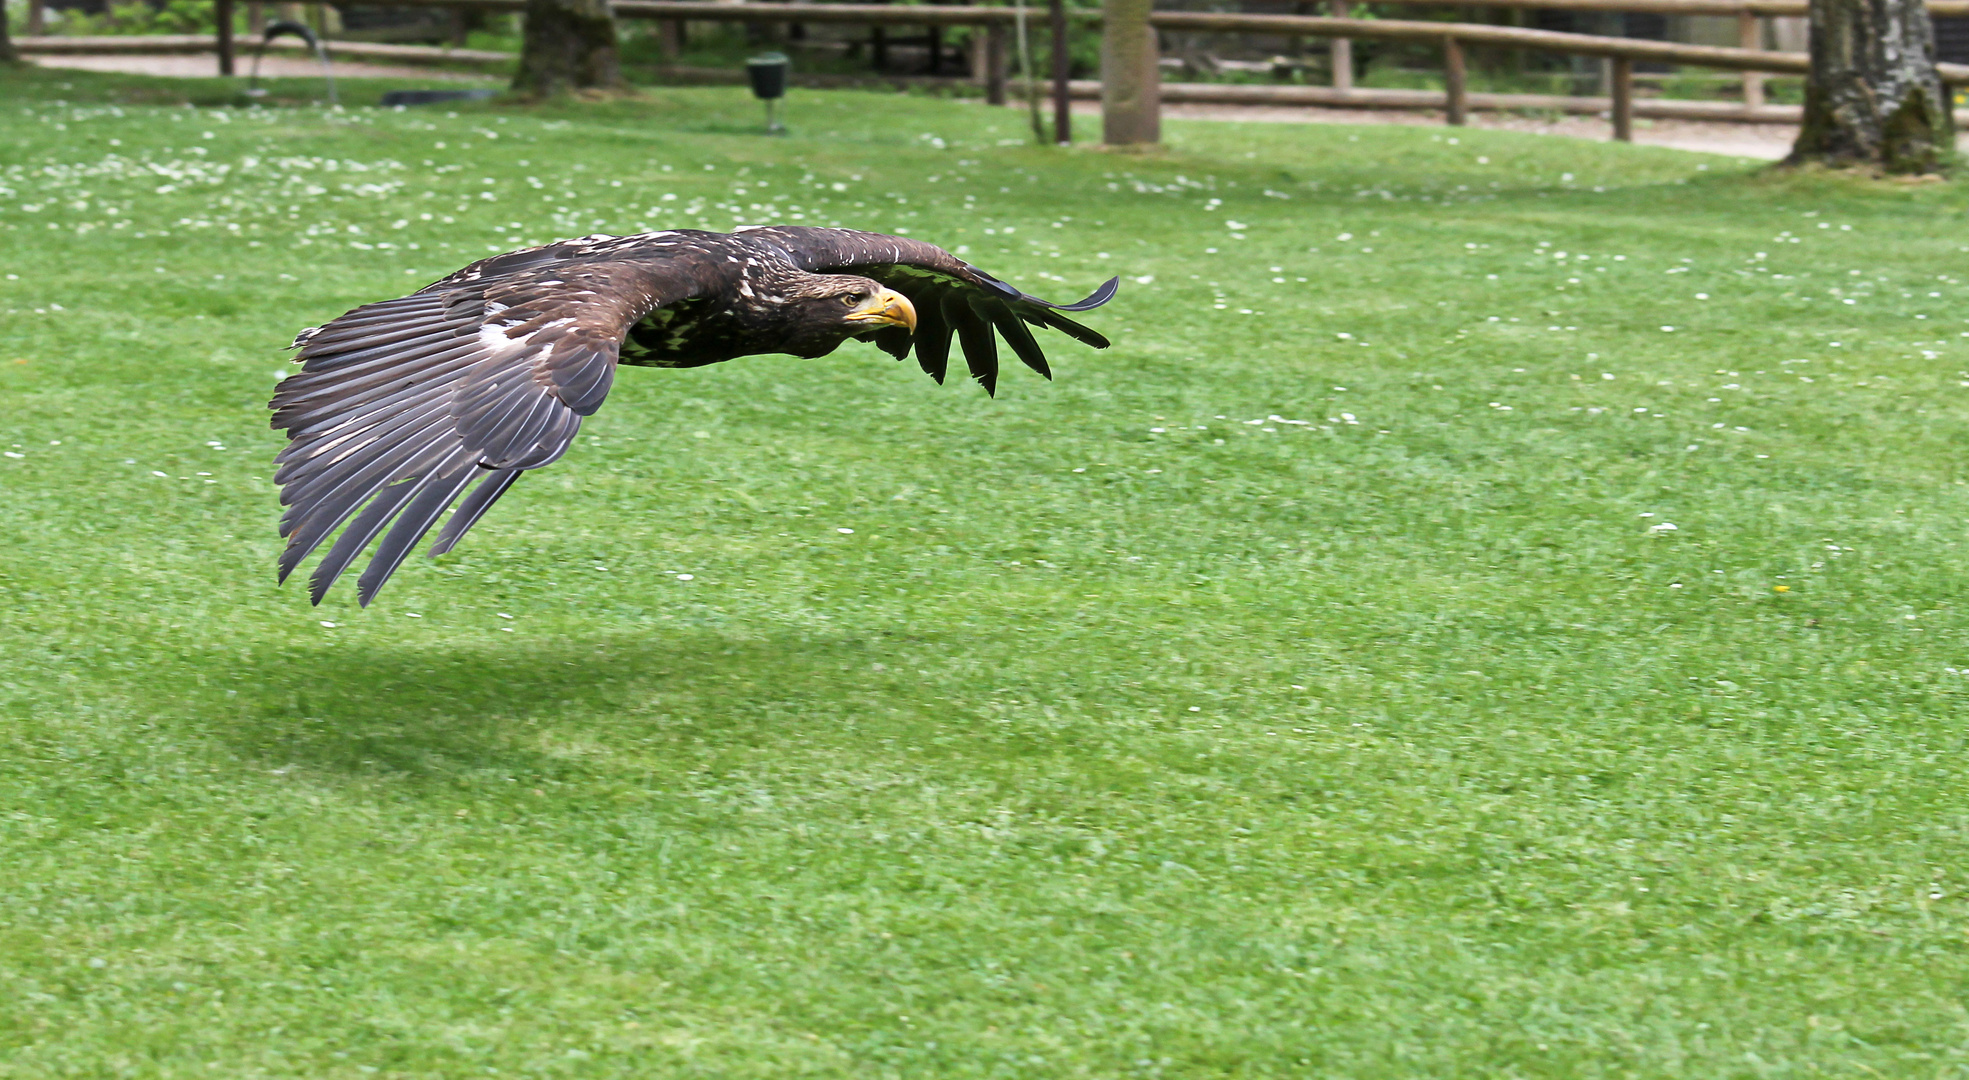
left=746, top=226, right=1120, bottom=396
left=271, top=228, right=1118, bottom=608
left=270, top=239, right=685, bottom=607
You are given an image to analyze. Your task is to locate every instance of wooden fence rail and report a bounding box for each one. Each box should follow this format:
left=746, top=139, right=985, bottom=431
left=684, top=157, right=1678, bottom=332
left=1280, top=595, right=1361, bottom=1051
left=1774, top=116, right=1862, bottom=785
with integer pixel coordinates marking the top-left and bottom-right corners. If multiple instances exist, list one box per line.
left=38, top=0, right=1968, bottom=24
left=1283, top=0, right=1969, bottom=16
left=1153, top=11, right=1794, bottom=70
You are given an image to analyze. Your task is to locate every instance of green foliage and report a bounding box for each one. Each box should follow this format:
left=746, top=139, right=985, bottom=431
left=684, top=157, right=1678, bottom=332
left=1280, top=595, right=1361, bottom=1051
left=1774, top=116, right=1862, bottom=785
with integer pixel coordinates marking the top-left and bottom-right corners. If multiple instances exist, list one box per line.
left=5, top=64, right=1969, bottom=1078
left=39, top=0, right=227, bottom=36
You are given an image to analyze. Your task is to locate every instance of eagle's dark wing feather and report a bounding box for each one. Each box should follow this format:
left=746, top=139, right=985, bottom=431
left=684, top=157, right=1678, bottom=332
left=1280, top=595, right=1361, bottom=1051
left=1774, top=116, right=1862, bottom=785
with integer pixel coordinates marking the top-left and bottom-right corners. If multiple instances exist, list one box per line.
left=749, top=226, right=1119, bottom=396
left=271, top=242, right=683, bottom=606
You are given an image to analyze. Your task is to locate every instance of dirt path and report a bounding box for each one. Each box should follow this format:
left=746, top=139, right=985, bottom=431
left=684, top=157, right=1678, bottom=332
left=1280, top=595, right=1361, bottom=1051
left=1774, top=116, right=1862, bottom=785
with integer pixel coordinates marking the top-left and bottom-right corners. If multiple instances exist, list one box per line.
left=29, top=53, right=498, bottom=83
left=1143, top=101, right=1802, bottom=160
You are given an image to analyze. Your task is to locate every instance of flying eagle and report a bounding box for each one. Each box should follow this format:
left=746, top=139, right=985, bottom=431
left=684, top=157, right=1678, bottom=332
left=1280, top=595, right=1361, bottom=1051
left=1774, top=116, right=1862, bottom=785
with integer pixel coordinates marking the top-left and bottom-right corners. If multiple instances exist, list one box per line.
left=269, top=226, right=1119, bottom=607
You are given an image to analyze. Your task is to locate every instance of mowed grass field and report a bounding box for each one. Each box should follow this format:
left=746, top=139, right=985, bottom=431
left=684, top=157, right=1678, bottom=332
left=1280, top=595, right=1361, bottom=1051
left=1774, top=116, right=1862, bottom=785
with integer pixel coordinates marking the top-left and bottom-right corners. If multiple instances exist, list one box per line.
left=5, top=65, right=1969, bottom=1077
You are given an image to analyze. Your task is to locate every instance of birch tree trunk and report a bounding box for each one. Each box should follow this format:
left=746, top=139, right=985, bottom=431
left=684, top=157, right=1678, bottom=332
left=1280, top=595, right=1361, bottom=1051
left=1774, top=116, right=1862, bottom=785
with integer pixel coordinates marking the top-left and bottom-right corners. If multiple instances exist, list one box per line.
left=1787, top=0, right=1952, bottom=173
left=513, top=0, right=624, bottom=97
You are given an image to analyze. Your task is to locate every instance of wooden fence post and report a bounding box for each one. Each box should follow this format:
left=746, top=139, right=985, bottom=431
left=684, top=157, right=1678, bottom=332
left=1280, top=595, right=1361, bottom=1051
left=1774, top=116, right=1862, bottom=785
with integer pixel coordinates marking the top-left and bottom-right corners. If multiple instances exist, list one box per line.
left=248, top=0, right=266, bottom=33
left=1611, top=54, right=1634, bottom=139
left=1737, top=11, right=1763, bottom=106
left=1050, top=0, right=1071, bottom=143
left=1444, top=36, right=1467, bottom=124
left=28, top=0, right=46, bottom=35
left=986, top=22, right=1009, bottom=105
left=659, top=18, right=683, bottom=58
left=216, top=0, right=236, bottom=75
left=1330, top=0, right=1352, bottom=91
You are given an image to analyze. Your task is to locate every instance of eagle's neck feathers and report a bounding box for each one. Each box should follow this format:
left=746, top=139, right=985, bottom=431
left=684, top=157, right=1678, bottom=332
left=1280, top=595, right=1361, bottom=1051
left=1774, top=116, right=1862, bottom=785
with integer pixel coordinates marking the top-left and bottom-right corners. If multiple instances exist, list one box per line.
left=621, top=246, right=875, bottom=368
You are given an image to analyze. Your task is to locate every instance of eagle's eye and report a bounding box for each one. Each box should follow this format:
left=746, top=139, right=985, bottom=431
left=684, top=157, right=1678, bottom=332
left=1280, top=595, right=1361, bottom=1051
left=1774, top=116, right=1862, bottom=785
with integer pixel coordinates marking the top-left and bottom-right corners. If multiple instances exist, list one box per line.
left=842, top=290, right=867, bottom=306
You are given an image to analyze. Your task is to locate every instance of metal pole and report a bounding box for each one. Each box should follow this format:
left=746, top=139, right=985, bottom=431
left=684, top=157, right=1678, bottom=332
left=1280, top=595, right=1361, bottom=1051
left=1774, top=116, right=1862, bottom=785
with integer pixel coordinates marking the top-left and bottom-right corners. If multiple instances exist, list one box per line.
left=1050, top=0, right=1071, bottom=143
left=1443, top=36, right=1466, bottom=124
left=1611, top=54, right=1634, bottom=139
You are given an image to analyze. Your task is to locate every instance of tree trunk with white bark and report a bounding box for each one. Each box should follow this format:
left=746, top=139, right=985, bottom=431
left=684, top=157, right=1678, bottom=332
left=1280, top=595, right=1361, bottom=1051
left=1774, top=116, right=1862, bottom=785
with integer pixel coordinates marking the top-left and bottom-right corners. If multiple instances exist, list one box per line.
left=1787, top=0, right=1952, bottom=173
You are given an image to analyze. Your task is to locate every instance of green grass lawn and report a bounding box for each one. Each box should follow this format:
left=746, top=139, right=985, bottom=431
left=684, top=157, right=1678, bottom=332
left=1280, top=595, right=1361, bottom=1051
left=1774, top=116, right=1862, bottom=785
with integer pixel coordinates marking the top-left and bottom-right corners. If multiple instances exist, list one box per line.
left=6, top=65, right=1969, bottom=1078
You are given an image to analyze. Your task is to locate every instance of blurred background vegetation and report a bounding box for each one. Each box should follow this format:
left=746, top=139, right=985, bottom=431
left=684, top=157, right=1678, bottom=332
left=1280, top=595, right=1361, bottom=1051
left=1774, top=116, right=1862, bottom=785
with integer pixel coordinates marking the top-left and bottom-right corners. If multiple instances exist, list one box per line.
left=5, top=0, right=1812, bottom=104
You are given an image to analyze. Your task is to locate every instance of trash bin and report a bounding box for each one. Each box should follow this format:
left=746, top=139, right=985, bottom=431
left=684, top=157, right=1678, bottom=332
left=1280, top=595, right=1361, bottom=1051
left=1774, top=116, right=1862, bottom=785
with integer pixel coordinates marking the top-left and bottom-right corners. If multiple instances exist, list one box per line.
left=746, top=52, right=790, bottom=132
left=746, top=52, right=790, bottom=99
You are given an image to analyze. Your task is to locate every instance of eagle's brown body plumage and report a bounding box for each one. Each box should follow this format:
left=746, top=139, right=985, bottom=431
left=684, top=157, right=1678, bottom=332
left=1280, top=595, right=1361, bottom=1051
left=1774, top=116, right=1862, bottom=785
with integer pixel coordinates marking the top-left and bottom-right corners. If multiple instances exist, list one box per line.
left=269, top=226, right=1118, bottom=606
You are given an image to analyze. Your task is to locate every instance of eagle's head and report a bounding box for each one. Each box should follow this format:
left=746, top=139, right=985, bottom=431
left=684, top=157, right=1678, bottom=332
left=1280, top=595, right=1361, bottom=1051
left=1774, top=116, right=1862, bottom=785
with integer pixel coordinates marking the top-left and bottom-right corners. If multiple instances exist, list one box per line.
left=773, top=273, right=918, bottom=358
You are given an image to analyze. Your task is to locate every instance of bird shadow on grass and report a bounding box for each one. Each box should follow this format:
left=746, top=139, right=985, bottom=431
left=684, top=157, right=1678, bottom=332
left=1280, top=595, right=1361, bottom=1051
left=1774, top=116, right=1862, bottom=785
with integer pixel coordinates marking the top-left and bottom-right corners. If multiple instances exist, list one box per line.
left=193, top=628, right=921, bottom=786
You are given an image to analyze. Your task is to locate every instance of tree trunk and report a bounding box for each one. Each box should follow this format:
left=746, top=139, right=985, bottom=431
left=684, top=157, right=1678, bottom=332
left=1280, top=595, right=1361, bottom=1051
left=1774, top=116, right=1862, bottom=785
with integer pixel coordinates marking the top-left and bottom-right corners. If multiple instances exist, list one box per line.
left=0, top=0, right=17, bottom=64
left=514, top=0, right=624, bottom=97
left=1050, top=0, right=1070, bottom=144
left=1788, top=0, right=1952, bottom=173
left=1101, top=0, right=1161, bottom=145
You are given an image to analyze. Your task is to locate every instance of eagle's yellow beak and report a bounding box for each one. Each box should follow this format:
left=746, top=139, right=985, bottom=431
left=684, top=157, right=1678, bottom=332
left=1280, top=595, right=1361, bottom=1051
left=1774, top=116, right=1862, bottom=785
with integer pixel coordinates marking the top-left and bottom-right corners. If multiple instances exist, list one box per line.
left=845, top=288, right=918, bottom=333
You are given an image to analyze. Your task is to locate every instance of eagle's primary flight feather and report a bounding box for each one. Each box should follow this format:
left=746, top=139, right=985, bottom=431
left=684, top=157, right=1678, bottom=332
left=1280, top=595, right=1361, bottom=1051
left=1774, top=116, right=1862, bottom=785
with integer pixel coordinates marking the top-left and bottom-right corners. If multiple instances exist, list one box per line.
left=269, top=226, right=1118, bottom=607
